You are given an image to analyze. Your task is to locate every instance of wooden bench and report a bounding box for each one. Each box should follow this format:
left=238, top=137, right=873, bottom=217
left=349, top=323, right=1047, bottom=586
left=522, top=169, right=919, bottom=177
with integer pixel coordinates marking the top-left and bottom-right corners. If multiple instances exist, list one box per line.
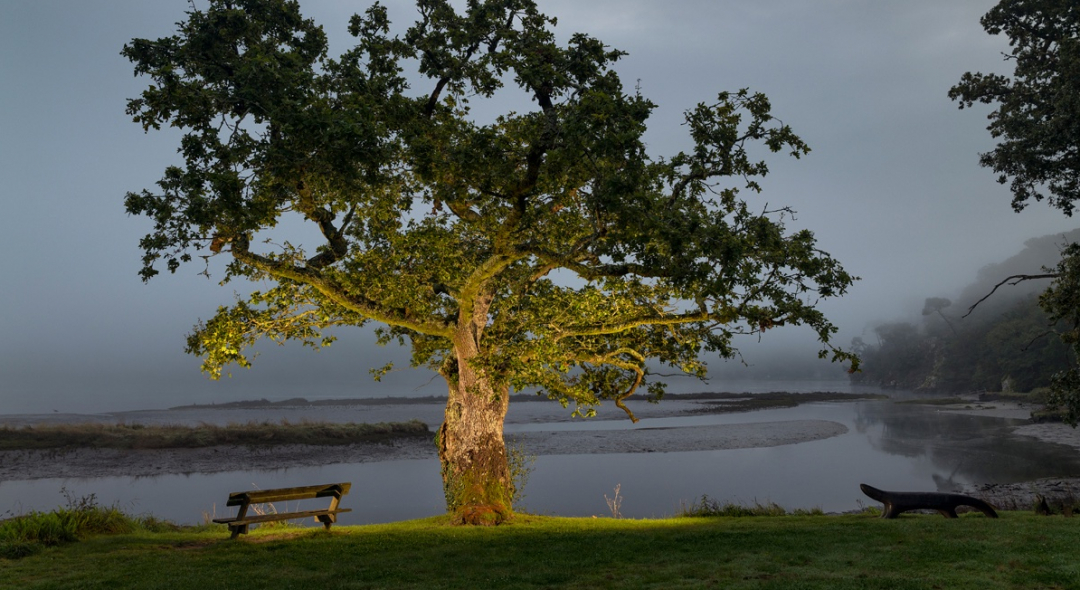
left=212, top=482, right=352, bottom=538
left=860, top=483, right=998, bottom=518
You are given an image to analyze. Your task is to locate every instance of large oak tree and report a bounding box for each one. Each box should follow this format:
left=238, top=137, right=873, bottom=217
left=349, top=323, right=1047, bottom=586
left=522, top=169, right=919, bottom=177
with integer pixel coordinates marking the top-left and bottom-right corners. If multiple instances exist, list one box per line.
left=125, top=0, right=855, bottom=523
left=950, top=0, right=1080, bottom=423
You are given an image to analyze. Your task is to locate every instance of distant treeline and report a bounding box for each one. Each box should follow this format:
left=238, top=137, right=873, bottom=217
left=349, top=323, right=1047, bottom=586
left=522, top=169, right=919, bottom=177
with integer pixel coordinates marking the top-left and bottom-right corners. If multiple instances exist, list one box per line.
left=851, top=230, right=1079, bottom=393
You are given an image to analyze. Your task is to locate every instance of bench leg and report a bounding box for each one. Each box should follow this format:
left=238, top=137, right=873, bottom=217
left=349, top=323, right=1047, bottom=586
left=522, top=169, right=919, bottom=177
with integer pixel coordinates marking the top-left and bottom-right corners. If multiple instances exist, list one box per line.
left=319, top=494, right=343, bottom=531
left=317, top=514, right=336, bottom=531
left=881, top=503, right=902, bottom=519
left=228, top=503, right=251, bottom=539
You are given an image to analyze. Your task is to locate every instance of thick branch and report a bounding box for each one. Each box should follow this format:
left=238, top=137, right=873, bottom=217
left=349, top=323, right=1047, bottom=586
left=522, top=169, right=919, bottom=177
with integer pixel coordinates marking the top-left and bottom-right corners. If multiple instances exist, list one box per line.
left=667, top=166, right=717, bottom=206
left=422, top=7, right=516, bottom=117
left=557, top=310, right=710, bottom=338
left=517, top=90, right=555, bottom=195
left=445, top=199, right=482, bottom=222
left=457, top=251, right=525, bottom=321
left=424, top=77, right=451, bottom=117
left=295, top=182, right=349, bottom=270
left=579, top=349, right=646, bottom=423
left=230, top=236, right=452, bottom=337
left=525, top=245, right=670, bottom=281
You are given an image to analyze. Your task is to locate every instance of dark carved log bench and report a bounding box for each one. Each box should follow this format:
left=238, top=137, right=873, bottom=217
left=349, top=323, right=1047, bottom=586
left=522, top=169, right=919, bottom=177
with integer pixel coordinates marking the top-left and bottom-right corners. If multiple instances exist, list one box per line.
left=860, top=484, right=998, bottom=518
left=212, top=482, right=352, bottom=538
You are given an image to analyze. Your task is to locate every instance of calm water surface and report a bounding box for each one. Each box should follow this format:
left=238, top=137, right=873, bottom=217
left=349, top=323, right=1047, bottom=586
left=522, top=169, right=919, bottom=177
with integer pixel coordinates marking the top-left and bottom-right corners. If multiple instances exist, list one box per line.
left=2, top=399, right=1077, bottom=524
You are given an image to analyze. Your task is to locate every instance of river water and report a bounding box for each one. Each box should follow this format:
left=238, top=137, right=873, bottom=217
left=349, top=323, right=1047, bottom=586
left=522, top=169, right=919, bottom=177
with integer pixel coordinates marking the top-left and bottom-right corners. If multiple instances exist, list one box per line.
left=2, top=391, right=1078, bottom=524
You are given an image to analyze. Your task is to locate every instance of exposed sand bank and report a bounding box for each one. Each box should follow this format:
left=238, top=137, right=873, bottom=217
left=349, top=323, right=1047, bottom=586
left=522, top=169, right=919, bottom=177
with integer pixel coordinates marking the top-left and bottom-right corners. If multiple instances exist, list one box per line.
left=509, top=420, right=847, bottom=456
left=6, top=395, right=1078, bottom=487
left=0, top=418, right=848, bottom=480
left=933, top=400, right=1038, bottom=421
left=920, top=400, right=1080, bottom=452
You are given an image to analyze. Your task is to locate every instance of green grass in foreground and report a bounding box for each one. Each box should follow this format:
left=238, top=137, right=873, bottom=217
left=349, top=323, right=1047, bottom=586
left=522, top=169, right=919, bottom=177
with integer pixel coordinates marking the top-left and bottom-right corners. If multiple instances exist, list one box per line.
left=0, top=420, right=430, bottom=451
left=2, top=511, right=1078, bottom=589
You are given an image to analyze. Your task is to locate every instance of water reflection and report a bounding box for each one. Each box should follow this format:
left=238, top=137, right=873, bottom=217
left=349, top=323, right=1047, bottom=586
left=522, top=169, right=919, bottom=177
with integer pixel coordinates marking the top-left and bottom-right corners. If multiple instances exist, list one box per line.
left=2, top=400, right=1079, bottom=524
left=853, top=401, right=1080, bottom=491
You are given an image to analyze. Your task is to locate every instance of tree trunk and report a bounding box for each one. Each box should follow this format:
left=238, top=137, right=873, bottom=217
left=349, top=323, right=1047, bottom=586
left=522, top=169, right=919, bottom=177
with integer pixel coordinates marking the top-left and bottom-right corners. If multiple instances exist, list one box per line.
left=437, top=321, right=513, bottom=525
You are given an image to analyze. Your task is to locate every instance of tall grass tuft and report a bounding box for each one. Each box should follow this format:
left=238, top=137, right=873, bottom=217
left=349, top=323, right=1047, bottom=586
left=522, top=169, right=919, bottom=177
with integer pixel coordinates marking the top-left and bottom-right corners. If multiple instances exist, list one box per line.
left=0, top=488, right=178, bottom=559
left=679, top=495, right=825, bottom=517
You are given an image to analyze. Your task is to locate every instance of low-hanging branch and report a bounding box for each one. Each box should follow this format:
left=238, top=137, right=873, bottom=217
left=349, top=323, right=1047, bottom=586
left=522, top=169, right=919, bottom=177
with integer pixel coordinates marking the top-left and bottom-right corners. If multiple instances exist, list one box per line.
left=555, top=310, right=712, bottom=338
left=230, top=237, right=453, bottom=338
left=963, top=273, right=1060, bottom=318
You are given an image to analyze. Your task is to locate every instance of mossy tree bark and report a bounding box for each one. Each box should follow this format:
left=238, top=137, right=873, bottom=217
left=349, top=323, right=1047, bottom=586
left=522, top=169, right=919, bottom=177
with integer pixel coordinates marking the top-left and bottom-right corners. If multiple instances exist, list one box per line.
left=437, top=299, right=513, bottom=525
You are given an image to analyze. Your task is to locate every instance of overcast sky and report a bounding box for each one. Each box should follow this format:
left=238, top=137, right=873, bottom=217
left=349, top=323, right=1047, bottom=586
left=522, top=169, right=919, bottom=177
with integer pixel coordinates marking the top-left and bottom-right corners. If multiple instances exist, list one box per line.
left=2, top=0, right=1076, bottom=414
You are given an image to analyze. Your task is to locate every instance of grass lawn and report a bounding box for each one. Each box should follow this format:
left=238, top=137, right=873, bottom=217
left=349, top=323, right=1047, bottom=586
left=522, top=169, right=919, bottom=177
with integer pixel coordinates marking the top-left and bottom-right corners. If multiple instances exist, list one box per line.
left=1, top=512, right=1077, bottom=589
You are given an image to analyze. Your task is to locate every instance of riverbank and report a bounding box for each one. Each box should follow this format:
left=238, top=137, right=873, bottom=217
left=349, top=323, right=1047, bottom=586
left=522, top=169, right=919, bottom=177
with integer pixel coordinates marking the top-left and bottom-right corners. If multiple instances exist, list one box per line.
left=906, top=398, right=1080, bottom=452
left=0, top=393, right=869, bottom=480
left=899, top=398, right=1080, bottom=509
left=6, top=394, right=1080, bottom=523
left=5, top=393, right=1080, bottom=483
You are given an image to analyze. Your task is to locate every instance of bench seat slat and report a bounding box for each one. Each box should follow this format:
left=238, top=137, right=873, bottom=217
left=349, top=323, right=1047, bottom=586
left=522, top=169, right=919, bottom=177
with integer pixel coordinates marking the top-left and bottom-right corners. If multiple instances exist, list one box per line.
left=213, top=508, right=352, bottom=526
left=225, top=483, right=352, bottom=506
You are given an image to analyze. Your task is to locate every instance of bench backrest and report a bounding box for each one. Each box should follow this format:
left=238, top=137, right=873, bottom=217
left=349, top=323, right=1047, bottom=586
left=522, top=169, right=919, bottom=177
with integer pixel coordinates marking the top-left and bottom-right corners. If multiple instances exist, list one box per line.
left=226, top=482, right=351, bottom=506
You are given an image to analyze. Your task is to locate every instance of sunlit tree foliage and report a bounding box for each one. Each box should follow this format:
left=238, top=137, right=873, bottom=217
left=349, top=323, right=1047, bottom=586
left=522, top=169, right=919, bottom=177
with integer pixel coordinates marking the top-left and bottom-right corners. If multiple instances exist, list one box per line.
left=124, top=0, right=856, bottom=522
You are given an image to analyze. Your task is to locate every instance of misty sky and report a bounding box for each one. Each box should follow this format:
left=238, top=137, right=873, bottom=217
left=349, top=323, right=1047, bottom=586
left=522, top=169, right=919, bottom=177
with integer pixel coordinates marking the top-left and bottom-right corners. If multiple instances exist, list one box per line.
left=2, top=0, right=1077, bottom=414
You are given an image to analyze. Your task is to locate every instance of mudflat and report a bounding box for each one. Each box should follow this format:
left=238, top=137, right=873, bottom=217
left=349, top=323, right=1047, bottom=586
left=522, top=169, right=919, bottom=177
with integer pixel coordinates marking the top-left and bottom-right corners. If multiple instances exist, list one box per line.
left=0, top=419, right=848, bottom=480
left=8, top=393, right=1078, bottom=483
left=0, top=396, right=856, bottom=480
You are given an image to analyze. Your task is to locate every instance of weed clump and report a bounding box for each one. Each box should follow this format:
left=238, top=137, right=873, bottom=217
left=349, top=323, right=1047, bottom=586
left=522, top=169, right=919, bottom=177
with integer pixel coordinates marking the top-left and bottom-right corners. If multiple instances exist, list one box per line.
left=0, top=488, right=177, bottom=560
left=679, top=495, right=824, bottom=517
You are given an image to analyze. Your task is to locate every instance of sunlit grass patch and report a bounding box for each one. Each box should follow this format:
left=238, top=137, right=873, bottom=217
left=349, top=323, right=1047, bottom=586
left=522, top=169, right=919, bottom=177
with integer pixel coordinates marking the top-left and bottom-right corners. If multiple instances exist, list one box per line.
left=4, top=511, right=1080, bottom=589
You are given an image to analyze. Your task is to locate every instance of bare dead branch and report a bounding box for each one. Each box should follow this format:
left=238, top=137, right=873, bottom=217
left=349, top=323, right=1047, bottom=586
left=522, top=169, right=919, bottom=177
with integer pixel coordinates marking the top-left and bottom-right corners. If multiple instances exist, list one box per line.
left=963, top=273, right=1059, bottom=317
left=1022, top=329, right=1056, bottom=352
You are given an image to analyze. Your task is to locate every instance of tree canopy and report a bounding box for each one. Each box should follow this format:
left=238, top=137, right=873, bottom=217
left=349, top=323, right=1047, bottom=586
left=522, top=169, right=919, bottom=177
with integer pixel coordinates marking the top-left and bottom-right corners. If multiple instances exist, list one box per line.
left=948, top=0, right=1080, bottom=216
left=124, top=0, right=856, bottom=523
left=950, top=0, right=1080, bottom=423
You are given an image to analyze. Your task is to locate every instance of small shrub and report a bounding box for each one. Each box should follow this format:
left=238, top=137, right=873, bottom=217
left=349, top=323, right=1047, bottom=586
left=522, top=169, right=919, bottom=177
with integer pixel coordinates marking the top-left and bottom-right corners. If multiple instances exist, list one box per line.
left=0, top=489, right=179, bottom=560
left=137, top=515, right=181, bottom=533
left=507, top=441, right=536, bottom=510
left=1028, top=387, right=1052, bottom=404
left=0, top=511, right=79, bottom=548
left=605, top=484, right=623, bottom=519
left=680, top=495, right=824, bottom=517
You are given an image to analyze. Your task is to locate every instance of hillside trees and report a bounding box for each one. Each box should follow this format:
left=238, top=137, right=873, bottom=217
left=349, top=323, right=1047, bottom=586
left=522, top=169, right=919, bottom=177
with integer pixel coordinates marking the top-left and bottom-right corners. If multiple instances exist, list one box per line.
left=852, top=232, right=1076, bottom=393
left=851, top=296, right=1072, bottom=393
left=123, top=0, right=856, bottom=523
left=950, top=0, right=1080, bottom=422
